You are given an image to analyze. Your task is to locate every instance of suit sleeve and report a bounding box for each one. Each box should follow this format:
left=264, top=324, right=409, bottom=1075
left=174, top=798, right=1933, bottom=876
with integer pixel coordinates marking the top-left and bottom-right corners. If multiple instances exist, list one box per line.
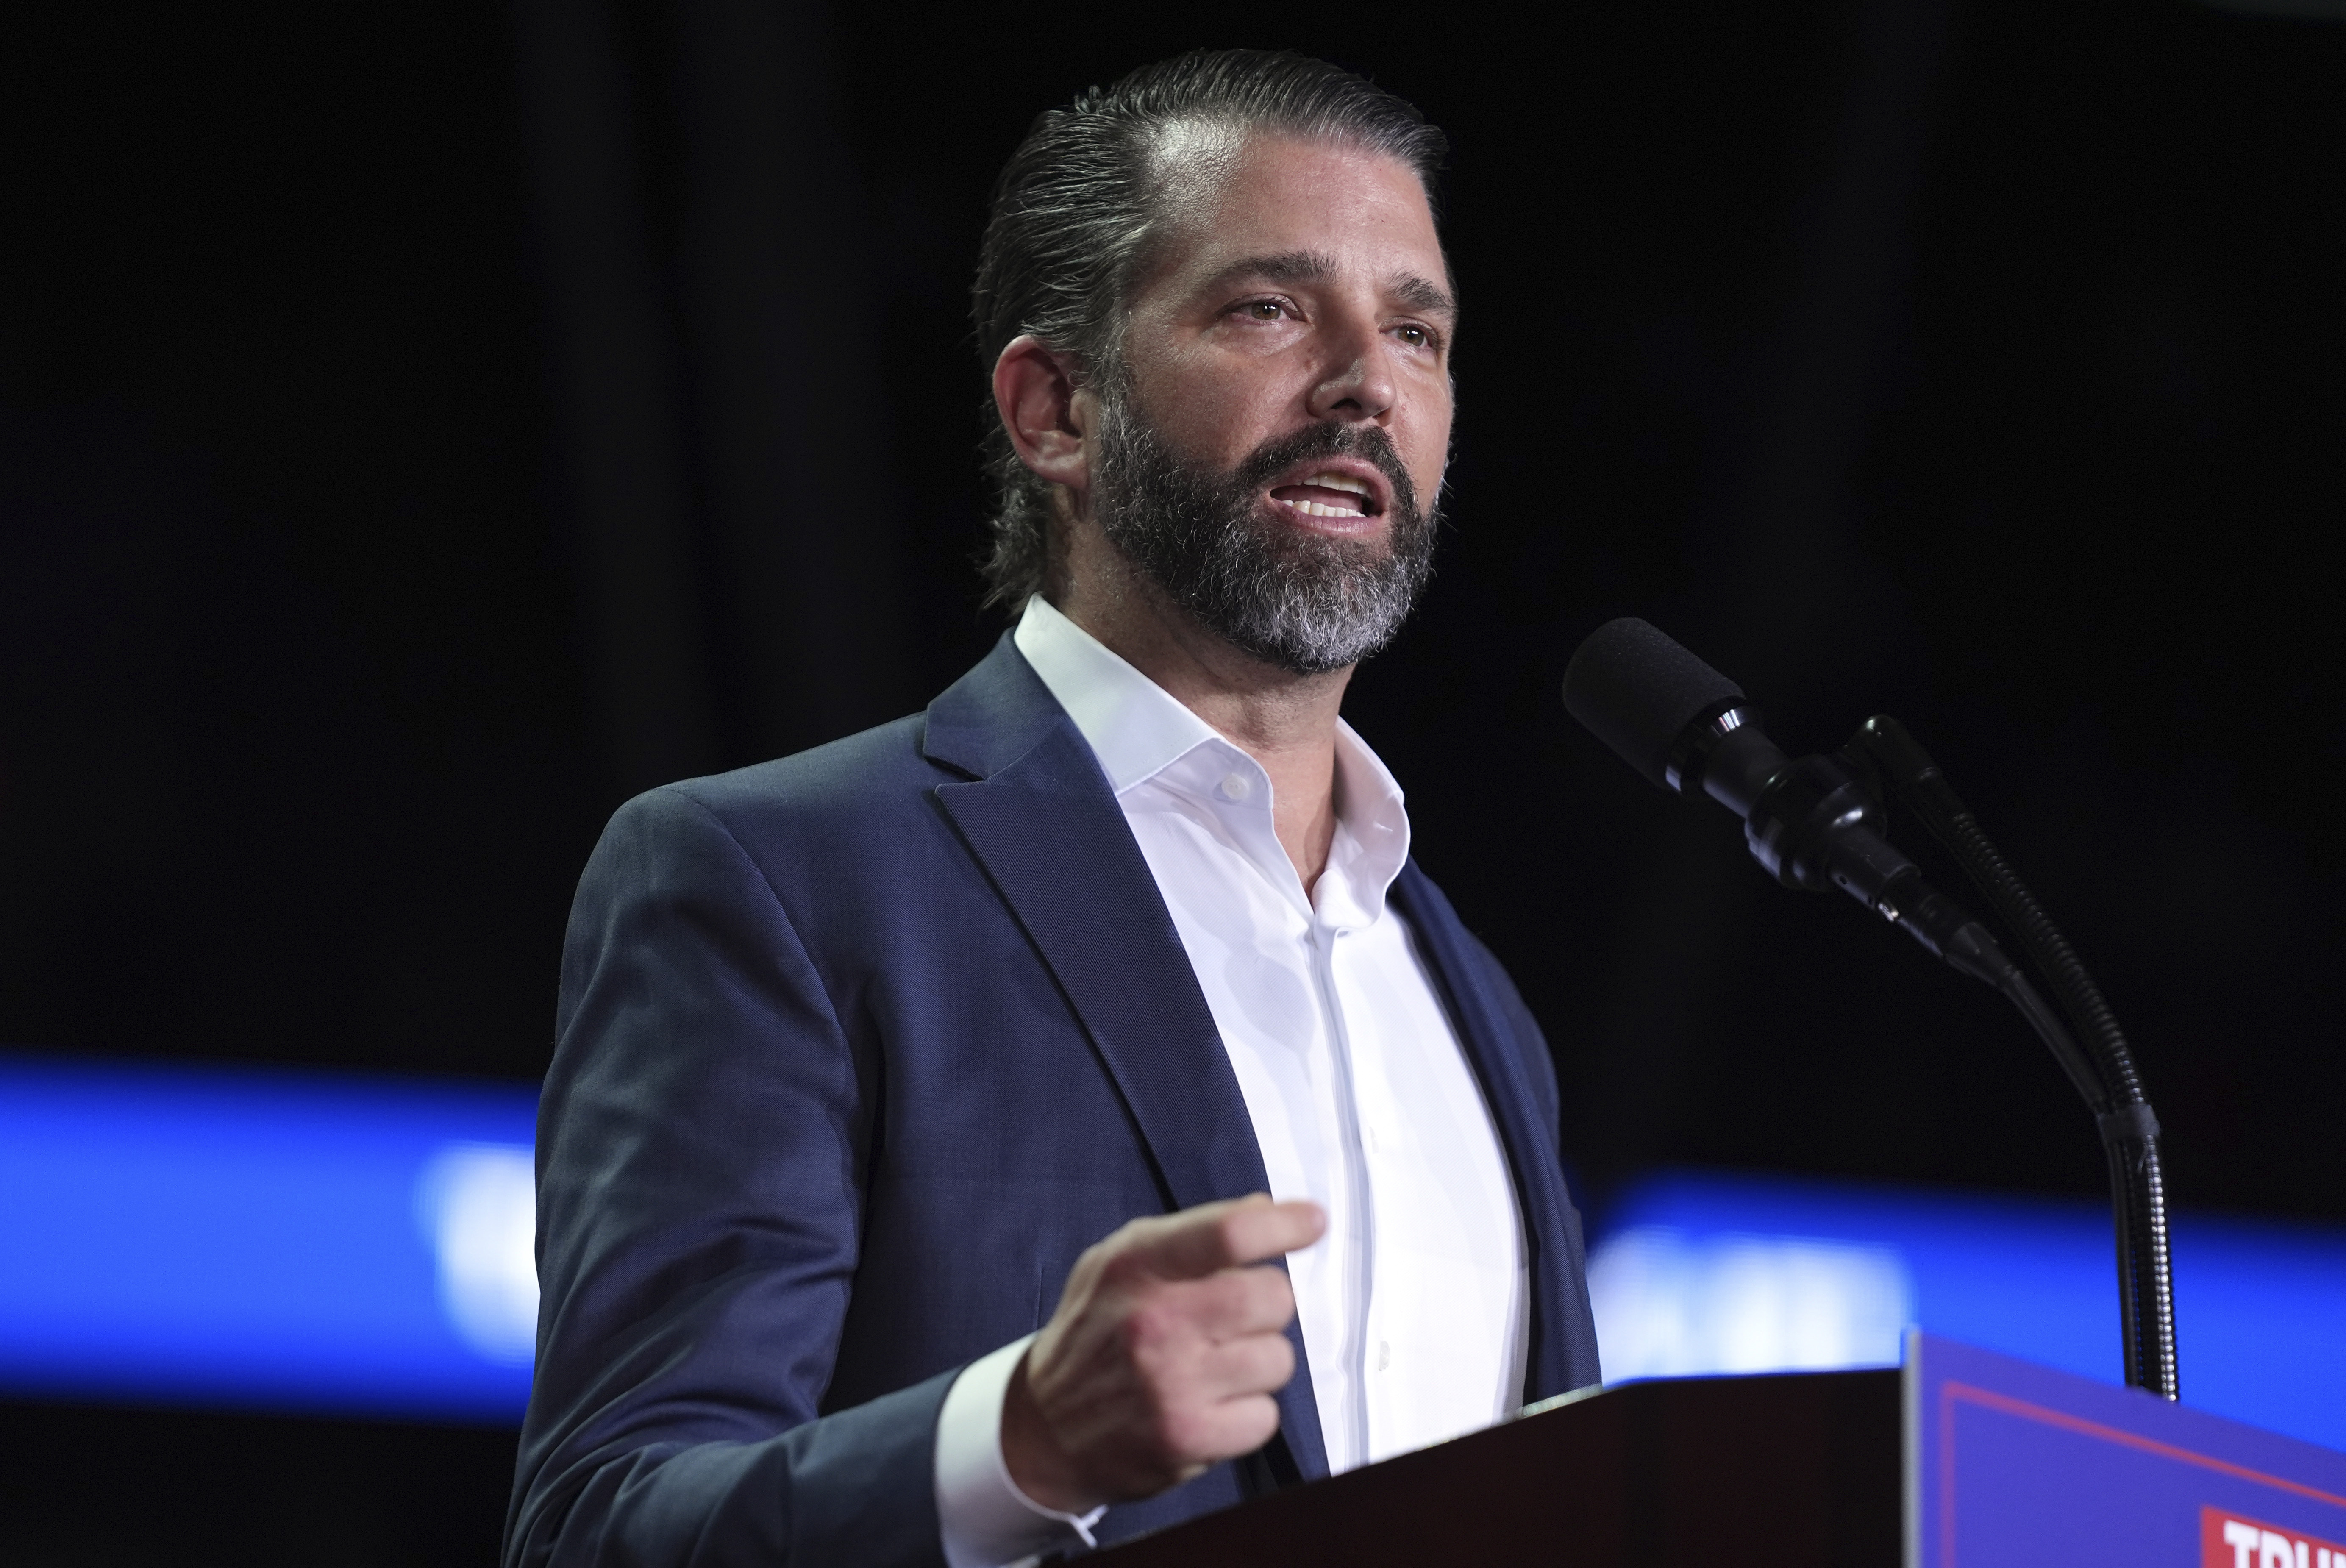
left=505, top=785, right=950, bottom=1568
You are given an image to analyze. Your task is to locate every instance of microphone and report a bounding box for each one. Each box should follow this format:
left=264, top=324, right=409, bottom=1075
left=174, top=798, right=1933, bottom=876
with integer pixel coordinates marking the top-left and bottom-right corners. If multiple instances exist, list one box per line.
left=1565, top=617, right=2180, bottom=1400
left=1562, top=617, right=2018, bottom=991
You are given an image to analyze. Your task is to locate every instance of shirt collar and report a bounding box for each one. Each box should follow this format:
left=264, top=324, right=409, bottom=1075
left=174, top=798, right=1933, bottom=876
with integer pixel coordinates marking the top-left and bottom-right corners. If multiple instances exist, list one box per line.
left=1013, top=597, right=1414, bottom=919
left=1323, top=717, right=1411, bottom=926
left=1014, top=595, right=1222, bottom=794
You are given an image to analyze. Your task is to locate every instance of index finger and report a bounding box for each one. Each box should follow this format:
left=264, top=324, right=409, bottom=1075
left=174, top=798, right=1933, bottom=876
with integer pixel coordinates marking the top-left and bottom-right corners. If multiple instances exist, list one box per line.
left=1129, top=1195, right=1326, bottom=1280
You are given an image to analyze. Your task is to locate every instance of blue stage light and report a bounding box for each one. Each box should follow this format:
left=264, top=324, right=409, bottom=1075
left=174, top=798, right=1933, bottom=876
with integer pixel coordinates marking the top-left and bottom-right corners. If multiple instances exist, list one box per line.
left=0, top=1052, right=537, bottom=1422
left=5, top=1052, right=2342, bottom=1448
left=1588, top=1169, right=2346, bottom=1454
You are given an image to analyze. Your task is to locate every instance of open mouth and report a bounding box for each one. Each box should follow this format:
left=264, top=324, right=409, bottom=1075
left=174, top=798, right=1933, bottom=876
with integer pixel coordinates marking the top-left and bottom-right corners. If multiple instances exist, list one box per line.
left=1268, top=470, right=1384, bottom=520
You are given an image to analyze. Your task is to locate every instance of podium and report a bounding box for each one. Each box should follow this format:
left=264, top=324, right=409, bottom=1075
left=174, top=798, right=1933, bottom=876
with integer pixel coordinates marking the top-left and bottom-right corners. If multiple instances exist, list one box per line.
left=1091, top=1335, right=2346, bottom=1566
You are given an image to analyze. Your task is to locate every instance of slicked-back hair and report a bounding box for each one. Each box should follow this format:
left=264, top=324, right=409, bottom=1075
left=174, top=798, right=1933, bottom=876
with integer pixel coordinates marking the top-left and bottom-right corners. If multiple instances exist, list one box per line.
left=970, top=50, right=1448, bottom=609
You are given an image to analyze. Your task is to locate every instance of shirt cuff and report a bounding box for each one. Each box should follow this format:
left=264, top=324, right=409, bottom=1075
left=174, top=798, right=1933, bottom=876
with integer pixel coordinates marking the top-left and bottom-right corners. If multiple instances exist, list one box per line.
left=934, top=1333, right=1108, bottom=1568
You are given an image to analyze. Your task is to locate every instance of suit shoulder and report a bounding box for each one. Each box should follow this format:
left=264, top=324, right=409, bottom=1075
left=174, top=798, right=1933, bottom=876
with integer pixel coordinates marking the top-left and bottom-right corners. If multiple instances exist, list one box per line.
left=606, top=713, right=944, bottom=847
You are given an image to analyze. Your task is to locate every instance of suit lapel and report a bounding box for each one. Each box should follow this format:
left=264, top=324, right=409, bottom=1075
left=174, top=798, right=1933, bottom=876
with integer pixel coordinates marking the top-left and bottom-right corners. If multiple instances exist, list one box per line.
left=1391, top=863, right=1592, bottom=1405
left=932, top=736, right=1268, bottom=1215
left=924, top=638, right=1331, bottom=1481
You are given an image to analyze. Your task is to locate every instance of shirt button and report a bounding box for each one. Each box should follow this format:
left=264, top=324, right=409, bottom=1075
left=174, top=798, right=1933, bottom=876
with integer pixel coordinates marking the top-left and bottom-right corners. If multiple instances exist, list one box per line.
left=1217, top=773, right=1252, bottom=801
left=1377, top=1340, right=1391, bottom=1372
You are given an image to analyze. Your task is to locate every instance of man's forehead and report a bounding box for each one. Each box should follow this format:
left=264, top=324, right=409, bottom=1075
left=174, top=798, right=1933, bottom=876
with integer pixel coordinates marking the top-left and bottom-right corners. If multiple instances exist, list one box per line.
left=1147, top=131, right=1453, bottom=306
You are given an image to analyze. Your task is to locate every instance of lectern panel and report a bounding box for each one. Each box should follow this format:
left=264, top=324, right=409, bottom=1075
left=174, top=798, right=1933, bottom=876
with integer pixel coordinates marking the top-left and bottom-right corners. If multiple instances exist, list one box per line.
left=1088, top=1369, right=1899, bottom=1566
left=1088, top=1340, right=2346, bottom=1565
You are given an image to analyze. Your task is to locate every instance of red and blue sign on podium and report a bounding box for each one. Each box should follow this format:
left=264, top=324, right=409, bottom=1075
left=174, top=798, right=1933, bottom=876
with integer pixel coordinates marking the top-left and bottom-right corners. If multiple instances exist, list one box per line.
left=1913, top=1334, right=2346, bottom=1568
left=1923, top=1333, right=2346, bottom=1568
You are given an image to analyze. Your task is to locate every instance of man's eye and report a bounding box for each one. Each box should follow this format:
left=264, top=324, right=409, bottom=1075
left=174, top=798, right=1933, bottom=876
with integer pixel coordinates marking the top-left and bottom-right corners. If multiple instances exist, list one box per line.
left=1396, top=324, right=1434, bottom=348
left=1240, top=300, right=1285, bottom=320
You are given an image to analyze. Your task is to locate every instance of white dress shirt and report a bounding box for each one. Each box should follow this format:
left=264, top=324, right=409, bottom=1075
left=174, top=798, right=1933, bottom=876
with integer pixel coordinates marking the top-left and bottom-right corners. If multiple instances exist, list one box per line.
left=934, top=598, right=1527, bottom=1568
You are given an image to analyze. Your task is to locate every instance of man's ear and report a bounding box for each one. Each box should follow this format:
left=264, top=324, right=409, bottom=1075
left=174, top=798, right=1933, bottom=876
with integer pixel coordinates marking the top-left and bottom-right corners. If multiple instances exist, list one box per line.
left=992, top=336, right=1092, bottom=496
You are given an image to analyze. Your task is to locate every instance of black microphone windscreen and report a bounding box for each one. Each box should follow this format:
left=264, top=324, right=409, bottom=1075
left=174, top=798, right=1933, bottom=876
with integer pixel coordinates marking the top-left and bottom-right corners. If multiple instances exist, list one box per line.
left=1562, top=618, right=1745, bottom=788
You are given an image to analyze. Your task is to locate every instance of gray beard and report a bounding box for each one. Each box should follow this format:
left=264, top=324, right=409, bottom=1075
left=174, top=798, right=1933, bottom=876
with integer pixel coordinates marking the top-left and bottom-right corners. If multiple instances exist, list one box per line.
left=1089, top=391, right=1440, bottom=676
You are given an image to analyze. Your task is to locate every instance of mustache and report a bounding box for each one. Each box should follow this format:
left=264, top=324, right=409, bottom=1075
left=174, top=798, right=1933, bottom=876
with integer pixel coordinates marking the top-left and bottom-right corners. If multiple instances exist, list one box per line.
left=1231, top=422, right=1420, bottom=519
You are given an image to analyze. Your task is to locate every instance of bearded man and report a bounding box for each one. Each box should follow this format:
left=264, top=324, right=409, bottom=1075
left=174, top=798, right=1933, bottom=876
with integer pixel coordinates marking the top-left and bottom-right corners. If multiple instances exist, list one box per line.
left=508, top=50, right=1600, bottom=1568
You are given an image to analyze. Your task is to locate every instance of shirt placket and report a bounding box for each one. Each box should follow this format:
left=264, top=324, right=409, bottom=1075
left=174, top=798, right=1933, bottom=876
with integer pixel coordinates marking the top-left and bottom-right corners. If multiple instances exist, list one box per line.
left=1194, top=748, right=1382, bottom=1473
left=1303, top=906, right=1374, bottom=1474
left=1336, top=931, right=1394, bottom=1456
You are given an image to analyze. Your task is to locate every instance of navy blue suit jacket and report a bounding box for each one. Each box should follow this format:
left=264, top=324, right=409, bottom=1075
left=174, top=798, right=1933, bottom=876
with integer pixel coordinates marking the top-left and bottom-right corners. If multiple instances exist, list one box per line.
left=506, top=637, right=1600, bottom=1568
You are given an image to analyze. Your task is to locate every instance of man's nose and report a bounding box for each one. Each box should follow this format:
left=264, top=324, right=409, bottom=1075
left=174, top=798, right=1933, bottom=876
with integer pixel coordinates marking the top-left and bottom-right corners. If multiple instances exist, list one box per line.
left=1306, top=328, right=1399, bottom=425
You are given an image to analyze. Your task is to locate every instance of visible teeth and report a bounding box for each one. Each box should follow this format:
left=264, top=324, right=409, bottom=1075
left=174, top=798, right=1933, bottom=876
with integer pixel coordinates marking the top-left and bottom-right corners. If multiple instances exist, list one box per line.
left=1308, top=472, right=1370, bottom=496
left=1295, top=500, right=1362, bottom=517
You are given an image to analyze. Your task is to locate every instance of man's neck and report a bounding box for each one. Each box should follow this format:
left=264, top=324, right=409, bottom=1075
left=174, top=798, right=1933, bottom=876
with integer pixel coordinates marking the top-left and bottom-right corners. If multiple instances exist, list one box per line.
left=1052, top=538, right=1350, bottom=894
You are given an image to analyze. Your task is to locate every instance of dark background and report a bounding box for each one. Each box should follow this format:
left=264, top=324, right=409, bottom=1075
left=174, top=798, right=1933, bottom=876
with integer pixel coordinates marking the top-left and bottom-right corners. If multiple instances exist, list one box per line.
left=3, top=0, right=2340, bottom=1561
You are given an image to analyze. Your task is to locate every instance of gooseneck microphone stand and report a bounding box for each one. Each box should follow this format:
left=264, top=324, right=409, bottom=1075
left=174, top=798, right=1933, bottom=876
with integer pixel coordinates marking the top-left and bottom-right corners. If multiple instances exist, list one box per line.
left=1562, top=619, right=2177, bottom=1400
left=1842, top=716, right=2176, bottom=1399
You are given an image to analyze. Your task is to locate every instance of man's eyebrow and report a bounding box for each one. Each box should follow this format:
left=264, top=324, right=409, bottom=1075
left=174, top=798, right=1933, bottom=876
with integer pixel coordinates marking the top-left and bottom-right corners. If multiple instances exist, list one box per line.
left=1389, top=272, right=1458, bottom=320
left=1195, top=250, right=1459, bottom=323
